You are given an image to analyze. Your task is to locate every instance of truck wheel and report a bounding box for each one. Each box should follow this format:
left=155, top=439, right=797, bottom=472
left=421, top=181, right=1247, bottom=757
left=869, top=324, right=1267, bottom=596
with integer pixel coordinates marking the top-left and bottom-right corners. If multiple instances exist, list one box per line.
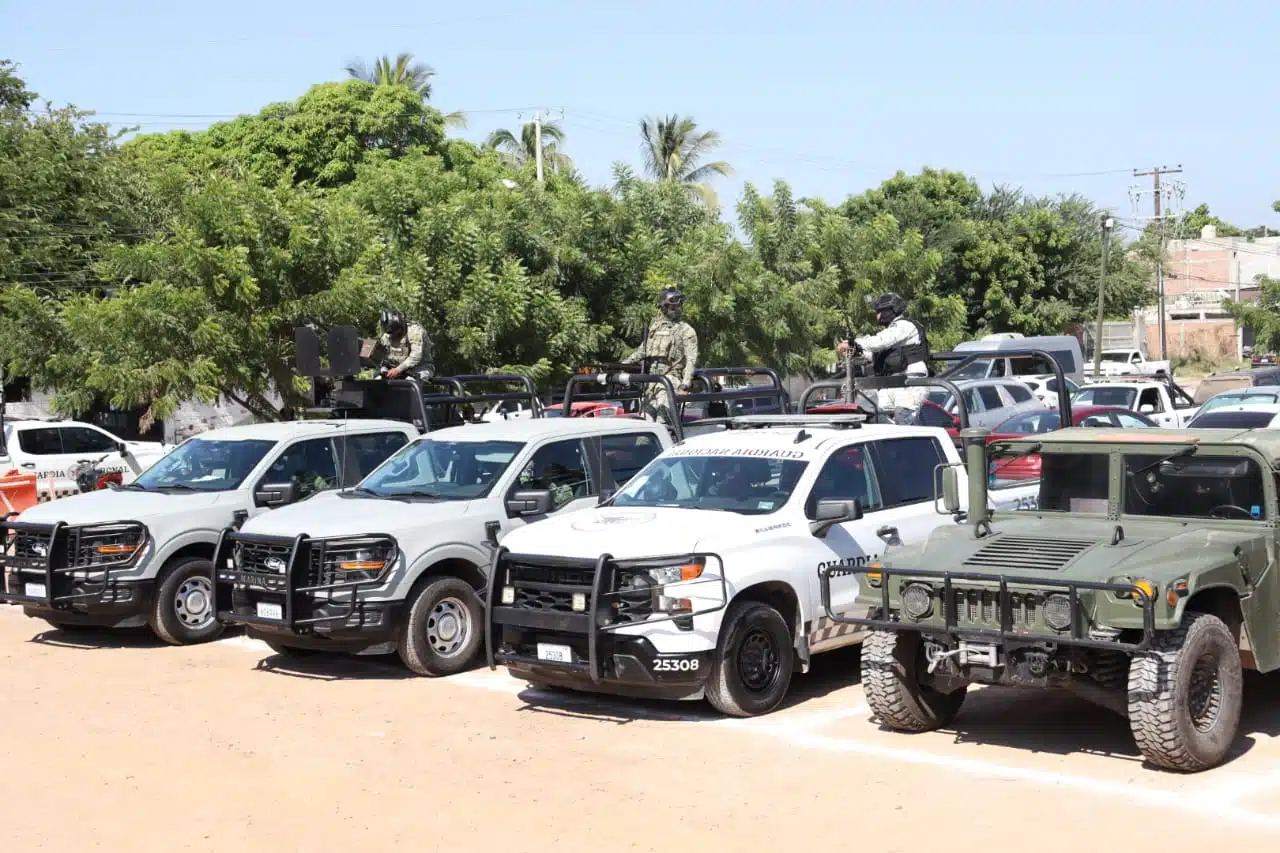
left=704, top=600, right=794, bottom=717
left=397, top=576, right=484, bottom=677
left=264, top=640, right=319, bottom=658
left=149, top=556, right=224, bottom=645
left=861, top=629, right=965, bottom=732
left=1128, top=612, right=1242, bottom=772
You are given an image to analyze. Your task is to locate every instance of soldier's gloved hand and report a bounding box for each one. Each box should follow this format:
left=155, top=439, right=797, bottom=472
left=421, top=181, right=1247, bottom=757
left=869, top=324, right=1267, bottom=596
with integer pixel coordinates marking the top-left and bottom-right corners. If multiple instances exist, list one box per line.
left=386, top=367, right=400, bottom=378
left=837, top=340, right=850, bottom=354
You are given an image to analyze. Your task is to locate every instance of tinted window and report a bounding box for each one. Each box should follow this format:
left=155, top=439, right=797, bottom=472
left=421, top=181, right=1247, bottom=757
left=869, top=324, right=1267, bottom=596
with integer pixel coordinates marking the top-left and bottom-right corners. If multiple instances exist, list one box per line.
left=514, top=439, right=594, bottom=511
left=1187, top=411, right=1280, bottom=429
left=1137, top=388, right=1163, bottom=412
left=977, top=386, right=1004, bottom=410
left=1123, top=454, right=1266, bottom=520
left=1200, top=393, right=1280, bottom=413
left=134, top=438, right=277, bottom=491
left=1005, top=384, right=1033, bottom=403
left=806, top=444, right=882, bottom=518
left=61, top=426, right=119, bottom=455
left=338, top=431, right=411, bottom=484
left=1037, top=452, right=1109, bottom=512
left=1074, top=387, right=1136, bottom=409
left=601, top=433, right=663, bottom=488
left=360, top=439, right=523, bottom=499
left=871, top=437, right=946, bottom=507
left=265, top=438, right=339, bottom=499
left=17, top=428, right=63, bottom=455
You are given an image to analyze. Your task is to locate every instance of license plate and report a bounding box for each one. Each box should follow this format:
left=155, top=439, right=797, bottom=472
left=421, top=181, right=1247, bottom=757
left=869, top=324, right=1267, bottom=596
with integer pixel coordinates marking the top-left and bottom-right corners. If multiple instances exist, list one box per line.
left=536, top=643, right=572, bottom=663
left=24, top=583, right=47, bottom=599
left=256, top=601, right=283, bottom=621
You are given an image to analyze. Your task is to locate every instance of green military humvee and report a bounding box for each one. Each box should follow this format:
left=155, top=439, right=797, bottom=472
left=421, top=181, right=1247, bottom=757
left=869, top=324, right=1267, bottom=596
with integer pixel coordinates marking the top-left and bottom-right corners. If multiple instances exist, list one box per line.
left=821, top=425, right=1280, bottom=772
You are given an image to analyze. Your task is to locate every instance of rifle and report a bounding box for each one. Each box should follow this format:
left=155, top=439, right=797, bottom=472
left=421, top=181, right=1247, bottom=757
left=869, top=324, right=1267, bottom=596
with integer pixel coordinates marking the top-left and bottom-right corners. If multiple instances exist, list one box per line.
left=841, top=312, right=866, bottom=404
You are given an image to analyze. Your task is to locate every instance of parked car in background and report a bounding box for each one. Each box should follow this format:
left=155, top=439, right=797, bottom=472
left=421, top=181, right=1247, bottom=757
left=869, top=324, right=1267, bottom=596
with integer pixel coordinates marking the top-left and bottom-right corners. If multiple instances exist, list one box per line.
left=1081, top=347, right=1171, bottom=378
left=1072, top=375, right=1199, bottom=428
left=1, top=418, right=172, bottom=500
left=944, top=334, right=1085, bottom=385
left=1185, top=403, right=1280, bottom=430
left=1251, top=351, right=1278, bottom=367
left=986, top=405, right=1158, bottom=481
left=1194, top=386, right=1280, bottom=416
left=917, top=378, right=1046, bottom=430
left=1192, top=367, right=1280, bottom=404
left=1018, top=374, right=1081, bottom=408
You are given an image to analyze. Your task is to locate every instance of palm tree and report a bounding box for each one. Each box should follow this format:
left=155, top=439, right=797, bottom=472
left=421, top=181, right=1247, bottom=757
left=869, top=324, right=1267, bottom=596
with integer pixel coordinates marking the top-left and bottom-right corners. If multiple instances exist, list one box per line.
left=484, top=120, right=571, bottom=173
left=639, top=114, right=733, bottom=204
left=344, top=52, right=466, bottom=128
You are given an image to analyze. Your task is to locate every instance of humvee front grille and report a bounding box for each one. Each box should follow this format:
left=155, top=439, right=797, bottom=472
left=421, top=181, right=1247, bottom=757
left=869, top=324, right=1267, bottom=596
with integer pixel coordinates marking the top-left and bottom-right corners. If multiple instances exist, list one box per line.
left=962, top=535, right=1095, bottom=572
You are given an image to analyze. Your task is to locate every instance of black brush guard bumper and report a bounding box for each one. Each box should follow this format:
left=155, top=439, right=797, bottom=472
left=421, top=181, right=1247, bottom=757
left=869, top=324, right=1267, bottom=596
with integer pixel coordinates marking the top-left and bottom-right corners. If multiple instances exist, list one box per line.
left=484, top=547, right=728, bottom=684
left=212, top=528, right=398, bottom=633
left=0, top=518, right=148, bottom=608
left=819, top=565, right=1156, bottom=652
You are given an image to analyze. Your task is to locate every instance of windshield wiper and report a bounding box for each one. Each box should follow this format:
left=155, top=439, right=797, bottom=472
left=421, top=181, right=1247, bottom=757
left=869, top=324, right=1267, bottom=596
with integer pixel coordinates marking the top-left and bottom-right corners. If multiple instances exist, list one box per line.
left=381, top=489, right=448, bottom=499
left=1129, top=444, right=1198, bottom=477
left=153, top=484, right=201, bottom=492
left=118, top=483, right=150, bottom=492
left=347, top=487, right=381, bottom=498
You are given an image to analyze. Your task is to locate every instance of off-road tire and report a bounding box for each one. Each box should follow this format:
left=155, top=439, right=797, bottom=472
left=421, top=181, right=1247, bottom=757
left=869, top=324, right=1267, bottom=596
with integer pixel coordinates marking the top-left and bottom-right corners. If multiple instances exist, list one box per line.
left=704, top=600, right=794, bottom=717
left=396, top=576, right=484, bottom=677
left=861, top=629, right=966, bottom=732
left=1127, top=612, right=1242, bottom=772
left=264, top=640, right=320, bottom=658
left=149, top=556, right=223, bottom=645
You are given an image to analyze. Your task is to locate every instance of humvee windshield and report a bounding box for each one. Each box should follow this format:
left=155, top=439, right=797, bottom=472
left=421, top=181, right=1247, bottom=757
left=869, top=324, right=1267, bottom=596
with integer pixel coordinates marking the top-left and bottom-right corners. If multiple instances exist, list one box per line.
left=1030, top=449, right=1268, bottom=520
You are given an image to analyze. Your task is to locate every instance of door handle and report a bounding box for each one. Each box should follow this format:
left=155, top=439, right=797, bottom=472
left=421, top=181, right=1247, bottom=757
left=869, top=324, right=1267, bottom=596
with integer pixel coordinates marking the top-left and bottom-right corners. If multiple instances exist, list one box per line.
left=20, top=462, right=36, bottom=469
left=876, top=525, right=899, bottom=540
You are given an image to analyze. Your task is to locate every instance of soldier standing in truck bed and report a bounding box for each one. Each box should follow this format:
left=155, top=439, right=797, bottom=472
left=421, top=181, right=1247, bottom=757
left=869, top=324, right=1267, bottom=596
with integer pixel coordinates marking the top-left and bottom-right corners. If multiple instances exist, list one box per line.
left=625, top=287, right=699, bottom=424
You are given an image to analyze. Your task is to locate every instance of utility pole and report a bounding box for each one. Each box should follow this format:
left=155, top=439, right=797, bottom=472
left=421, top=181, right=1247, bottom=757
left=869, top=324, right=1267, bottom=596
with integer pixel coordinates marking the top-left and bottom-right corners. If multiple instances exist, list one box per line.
left=533, top=112, right=544, bottom=184
left=1093, top=214, right=1114, bottom=376
left=1134, top=165, right=1183, bottom=360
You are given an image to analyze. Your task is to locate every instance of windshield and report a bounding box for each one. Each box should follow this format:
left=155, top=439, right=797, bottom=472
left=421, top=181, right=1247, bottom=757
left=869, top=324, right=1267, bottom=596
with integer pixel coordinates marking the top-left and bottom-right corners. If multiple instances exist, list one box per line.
left=1124, top=452, right=1267, bottom=520
left=357, top=439, right=523, bottom=499
left=1200, top=393, right=1280, bottom=413
left=995, top=411, right=1062, bottom=434
left=1073, top=386, right=1136, bottom=409
left=1187, top=410, right=1279, bottom=429
left=610, top=453, right=808, bottom=515
left=1101, top=352, right=1131, bottom=363
left=133, top=438, right=276, bottom=491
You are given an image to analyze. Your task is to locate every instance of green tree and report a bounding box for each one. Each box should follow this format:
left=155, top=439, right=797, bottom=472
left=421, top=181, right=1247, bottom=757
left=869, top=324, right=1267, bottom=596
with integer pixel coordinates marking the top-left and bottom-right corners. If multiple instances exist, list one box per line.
left=639, top=114, right=733, bottom=206
left=484, top=119, right=572, bottom=173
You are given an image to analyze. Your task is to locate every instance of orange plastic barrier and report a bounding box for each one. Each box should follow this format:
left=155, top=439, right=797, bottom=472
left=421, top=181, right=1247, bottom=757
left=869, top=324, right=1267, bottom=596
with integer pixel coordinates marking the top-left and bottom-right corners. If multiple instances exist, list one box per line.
left=0, top=469, right=38, bottom=516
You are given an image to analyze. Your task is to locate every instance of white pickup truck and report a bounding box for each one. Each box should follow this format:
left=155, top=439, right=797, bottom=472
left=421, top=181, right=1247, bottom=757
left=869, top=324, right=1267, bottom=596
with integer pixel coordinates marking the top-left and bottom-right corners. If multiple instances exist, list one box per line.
left=212, top=417, right=674, bottom=675
left=2, top=418, right=172, bottom=500
left=1083, top=349, right=1172, bottom=377
left=1, top=419, right=417, bottom=643
left=1073, top=376, right=1199, bottom=428
left=484, top=415, right=1040, bottom=717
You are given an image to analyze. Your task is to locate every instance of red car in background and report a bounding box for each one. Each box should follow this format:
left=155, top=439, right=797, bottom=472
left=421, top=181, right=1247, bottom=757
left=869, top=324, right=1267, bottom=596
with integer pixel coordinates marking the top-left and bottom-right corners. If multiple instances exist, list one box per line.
left=987, top=405, right=1158, bottom=481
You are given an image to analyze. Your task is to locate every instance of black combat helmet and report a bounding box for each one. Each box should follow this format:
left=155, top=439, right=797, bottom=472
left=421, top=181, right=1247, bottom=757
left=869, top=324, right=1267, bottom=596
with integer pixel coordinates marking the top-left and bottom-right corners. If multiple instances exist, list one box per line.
left=872, top=292, right=907, bottom=326
left=659, top=287, right=686, bottom=320
left=379, top=309, right=406, bottom=336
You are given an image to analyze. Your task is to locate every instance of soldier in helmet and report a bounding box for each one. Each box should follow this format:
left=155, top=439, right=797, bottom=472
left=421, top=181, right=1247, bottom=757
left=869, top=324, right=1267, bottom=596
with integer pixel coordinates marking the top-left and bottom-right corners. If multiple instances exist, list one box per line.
left=377, top=309, right=435, bottom=387
left=837, top=292, right=931, bottom=423
left=626, top=287, right=699, bottom=424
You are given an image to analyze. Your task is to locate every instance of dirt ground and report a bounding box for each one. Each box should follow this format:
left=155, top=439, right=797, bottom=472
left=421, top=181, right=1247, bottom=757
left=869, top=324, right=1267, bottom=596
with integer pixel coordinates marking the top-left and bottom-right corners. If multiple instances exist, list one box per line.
left=3, top=608, right=1280, bottom=853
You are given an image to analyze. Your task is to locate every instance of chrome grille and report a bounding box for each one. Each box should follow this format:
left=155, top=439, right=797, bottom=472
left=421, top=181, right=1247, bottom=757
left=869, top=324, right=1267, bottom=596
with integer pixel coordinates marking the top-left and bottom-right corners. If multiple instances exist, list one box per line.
left=962, top=535, right=1096, bottom=571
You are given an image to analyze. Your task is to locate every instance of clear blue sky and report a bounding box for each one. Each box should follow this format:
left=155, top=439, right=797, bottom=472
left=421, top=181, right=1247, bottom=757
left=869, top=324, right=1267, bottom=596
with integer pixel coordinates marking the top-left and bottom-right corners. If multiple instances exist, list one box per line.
left=6, top=0, right=1278, bottom=234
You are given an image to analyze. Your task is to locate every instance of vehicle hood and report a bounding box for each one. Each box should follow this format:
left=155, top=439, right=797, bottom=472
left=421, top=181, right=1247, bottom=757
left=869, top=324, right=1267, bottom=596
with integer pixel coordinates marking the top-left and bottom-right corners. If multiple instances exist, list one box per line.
left=906, top=516, right=1264, bottom=582
left=240, top=491, right=473, bottom=539
left=501, top=506, right=785, bottom=561
left=15, top=488, right=222, bottom=525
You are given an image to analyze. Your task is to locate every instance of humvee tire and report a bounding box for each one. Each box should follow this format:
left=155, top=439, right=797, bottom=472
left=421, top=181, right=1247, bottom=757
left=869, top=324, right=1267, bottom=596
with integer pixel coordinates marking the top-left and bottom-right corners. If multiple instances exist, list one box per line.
left=861, top=629, right=966, bottom=732
left=1128, top=612, right=1243, bottom=772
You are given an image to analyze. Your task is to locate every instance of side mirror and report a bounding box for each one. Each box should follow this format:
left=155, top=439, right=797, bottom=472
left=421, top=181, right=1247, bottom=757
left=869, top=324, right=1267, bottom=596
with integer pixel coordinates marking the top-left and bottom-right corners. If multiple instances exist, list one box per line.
left=941, top=467, right=962, bottom=514
left=506, top=488, right=554, bottom=517
left=254, top=481, right=297, bottom=508
left=1139, top=404, right=1156, bottom=413
left=116, top=440, right=129, bottom=454
left=809, top=498, right=862, bottom=538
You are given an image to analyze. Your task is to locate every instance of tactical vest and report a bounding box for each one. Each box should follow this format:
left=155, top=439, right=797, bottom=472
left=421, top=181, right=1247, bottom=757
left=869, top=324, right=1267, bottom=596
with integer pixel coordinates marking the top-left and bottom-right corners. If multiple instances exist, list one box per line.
left=873, top=318, right=932, bottom=377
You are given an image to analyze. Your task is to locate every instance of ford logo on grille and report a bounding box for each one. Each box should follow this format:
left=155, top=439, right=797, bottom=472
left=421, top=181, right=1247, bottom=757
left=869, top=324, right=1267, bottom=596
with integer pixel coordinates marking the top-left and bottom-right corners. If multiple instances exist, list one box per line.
left=264, top=556, right=287, bottom=572
left=32, top=542, right=48, bottom=557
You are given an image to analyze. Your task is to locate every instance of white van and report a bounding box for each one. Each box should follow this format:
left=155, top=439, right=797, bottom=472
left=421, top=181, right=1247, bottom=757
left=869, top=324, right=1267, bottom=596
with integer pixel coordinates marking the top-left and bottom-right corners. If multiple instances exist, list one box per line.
left=941, top=335, right=1085, bottom=386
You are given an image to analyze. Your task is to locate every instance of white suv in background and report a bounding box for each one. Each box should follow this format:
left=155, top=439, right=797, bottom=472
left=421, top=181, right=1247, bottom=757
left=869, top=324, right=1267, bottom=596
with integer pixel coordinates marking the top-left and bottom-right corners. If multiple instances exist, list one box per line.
left=1, top=419, right=171, bottom=499
left=919, top=378, right=1046, bottom=430
left=1018, top=374, right=1081, bottom=409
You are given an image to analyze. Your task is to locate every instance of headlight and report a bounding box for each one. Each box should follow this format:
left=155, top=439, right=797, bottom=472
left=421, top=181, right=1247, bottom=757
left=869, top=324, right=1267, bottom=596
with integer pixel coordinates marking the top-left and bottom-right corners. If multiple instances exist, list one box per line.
left=334, top=544, right=397, bottom=580
left=647, top=561, right=704, bottom=585
left=901, top=583, right=932, bottom=619
left=1044, top=594, right=1072, bottom=630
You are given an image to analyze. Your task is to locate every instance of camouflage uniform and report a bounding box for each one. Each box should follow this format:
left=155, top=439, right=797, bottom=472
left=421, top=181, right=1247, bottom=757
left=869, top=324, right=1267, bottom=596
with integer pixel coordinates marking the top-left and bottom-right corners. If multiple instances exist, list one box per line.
left=379, top=321, right=434, bottom=382
left=626, top=316, right=699, bottom=423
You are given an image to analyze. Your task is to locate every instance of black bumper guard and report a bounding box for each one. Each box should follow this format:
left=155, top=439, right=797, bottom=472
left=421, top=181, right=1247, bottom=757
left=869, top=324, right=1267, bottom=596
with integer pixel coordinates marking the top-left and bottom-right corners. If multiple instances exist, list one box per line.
left=484, top=547, right=729, bottom=684
left=0, top=518, right=149, bottom=608
left=818, top=565, right=1155, bottom=653
left=212, top=527, right=398, bottom=631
